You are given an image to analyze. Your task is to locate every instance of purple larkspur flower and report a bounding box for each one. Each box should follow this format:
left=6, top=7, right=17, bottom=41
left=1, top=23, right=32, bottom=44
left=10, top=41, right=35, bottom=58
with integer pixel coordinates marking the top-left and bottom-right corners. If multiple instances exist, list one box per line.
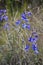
left=21, top=13, right=27, bottom=18
left=33, top=37, right=38, bottom=43
left=0, top=9, right=4, bottom=15
left=0, top=17, right=1, bottom=21
left=21, top=17, right=28, bottom=22
left=25, top=19, right=29, bottom=22
left=21, top=13, right=28, bottom=22
left=1, top=15, right=4, bottom=20
left=0, top=9, right=6, bottom=13
left=28, top=36, right=38, bottom=43
left=32, top=43, right=38, bottom=51
left=22, top=23, right=27, bottom=29
left=25, top=44, right=30, bottom=51
left=0, top=15, right=8, bottom=21
left=21, top=12, right=26, bottom=18
left=15, top=20, right=21, bottom=26
left=3, top=15, right=8, bottom=21
left=27, top=11, right=32, bottom=16
left=0, top=10, right=3, bottom=13
left=26, top=24, right=31, bottom=30
left=21, top=16, right=26, bottom=20
left=0, top=16, right=2, bottom=21
left=3, top=9, right=7, bottom=13
left=28, top=36, right=34, bottom=43
left=32, top=43, right=39, bottom=54
left=21, top=12, right=29, bottom=22
left=0, top=11, right=2, bottom=15
left=0, top=15, right=4, bottom=21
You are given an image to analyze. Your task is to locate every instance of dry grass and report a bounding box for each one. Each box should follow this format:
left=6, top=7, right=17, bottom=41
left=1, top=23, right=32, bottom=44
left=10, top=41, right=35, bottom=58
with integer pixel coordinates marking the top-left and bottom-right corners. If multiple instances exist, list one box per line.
left=0, top=5, right=43, bottom=65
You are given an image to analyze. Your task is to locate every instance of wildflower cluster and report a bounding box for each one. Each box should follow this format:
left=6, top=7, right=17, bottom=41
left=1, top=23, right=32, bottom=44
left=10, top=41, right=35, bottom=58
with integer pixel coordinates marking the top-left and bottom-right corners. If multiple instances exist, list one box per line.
left=0, top=9, right=8, bottom=21
left=1, top=9, right=39, bottom=55
left=15, top=10, right=39, bottom=54
left=28, top=32, right=39, bottom=54
left=15, top=11, right=31, bottom=30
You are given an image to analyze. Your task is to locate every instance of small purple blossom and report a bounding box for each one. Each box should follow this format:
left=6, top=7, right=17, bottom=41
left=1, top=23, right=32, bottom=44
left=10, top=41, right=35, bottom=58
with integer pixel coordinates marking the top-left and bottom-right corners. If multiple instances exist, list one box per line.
left=15, top=20, right=21, bottom=26
left=21, top=12, right=26, bottom=18
left=32, top=43, right=39, bottom=54
left=26, top=24, right=31, bottom=30
left=25, top=19, right=29, bottom=22
left=0, top=9, right=8, bottom=21
left=22, top=23, right=27, bottom=29
left=0, top=17, right=1, bottom=21
left=3, top=9, right=7, bottom=13
left=25, top=44, right=30, bottom=51
left=32, top=43, right=38, bottom=51
left=0, top=16, right=3, bottom=21
left=0, top=10, right=3, bottom=14
left=0, top=11, right=2, bottom=15
left=0, top=9, right=6, bottom=13
left=1, top=15, right=4, bottom=20
left=21, top=13, right=29, bottom=22
left=21, top=15, right=26, bottom=20
left=28, top=35, right=38, bottom=43
left=28, top=36, right=34, bottom=43
left=0, top=15, right=4, bottom=21
left=21, top=17, right=28, bottom=22
left=32, top=38, right=37, bottom=43
left=3, top=15, right=8, bottom=21
left=27, top=11, right=32, bottom=16
left=0, top=15, right=8, bottom=21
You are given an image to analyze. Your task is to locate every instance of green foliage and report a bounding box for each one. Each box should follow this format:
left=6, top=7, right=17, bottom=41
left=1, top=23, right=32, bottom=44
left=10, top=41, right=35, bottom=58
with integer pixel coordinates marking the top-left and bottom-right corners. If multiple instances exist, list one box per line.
left=5, top=51, right=12, bottom=64
left=0, top=53, right=3, bottom=61
left=0, top=30, right=8, bottom=45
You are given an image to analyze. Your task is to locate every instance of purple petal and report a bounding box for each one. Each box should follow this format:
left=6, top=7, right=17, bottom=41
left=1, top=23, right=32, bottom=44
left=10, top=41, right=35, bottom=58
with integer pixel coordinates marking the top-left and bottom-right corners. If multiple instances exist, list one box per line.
left=3, top=15, right=8, bottom=21
left=25, top=45, right=30, bottom=51
left=15, top=20, right=21, bottom=26
left=0, top=16, right=3, bottom=21
left=32, top=43, right=38, bottom=51
left=22, top=23, right=27, bottom=29
left=21, top=13, right=26, bottom=18
left=28, top=36, right=34, bottom=43
left=0, top=12, right=2, bottom=15
left=26, top=24, right=31, bottom=30
left=27, top=12, right=32, bottom=16
left=0, top=9, right=6, bottom=13
left=3, top=9, right=7, bottom=13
